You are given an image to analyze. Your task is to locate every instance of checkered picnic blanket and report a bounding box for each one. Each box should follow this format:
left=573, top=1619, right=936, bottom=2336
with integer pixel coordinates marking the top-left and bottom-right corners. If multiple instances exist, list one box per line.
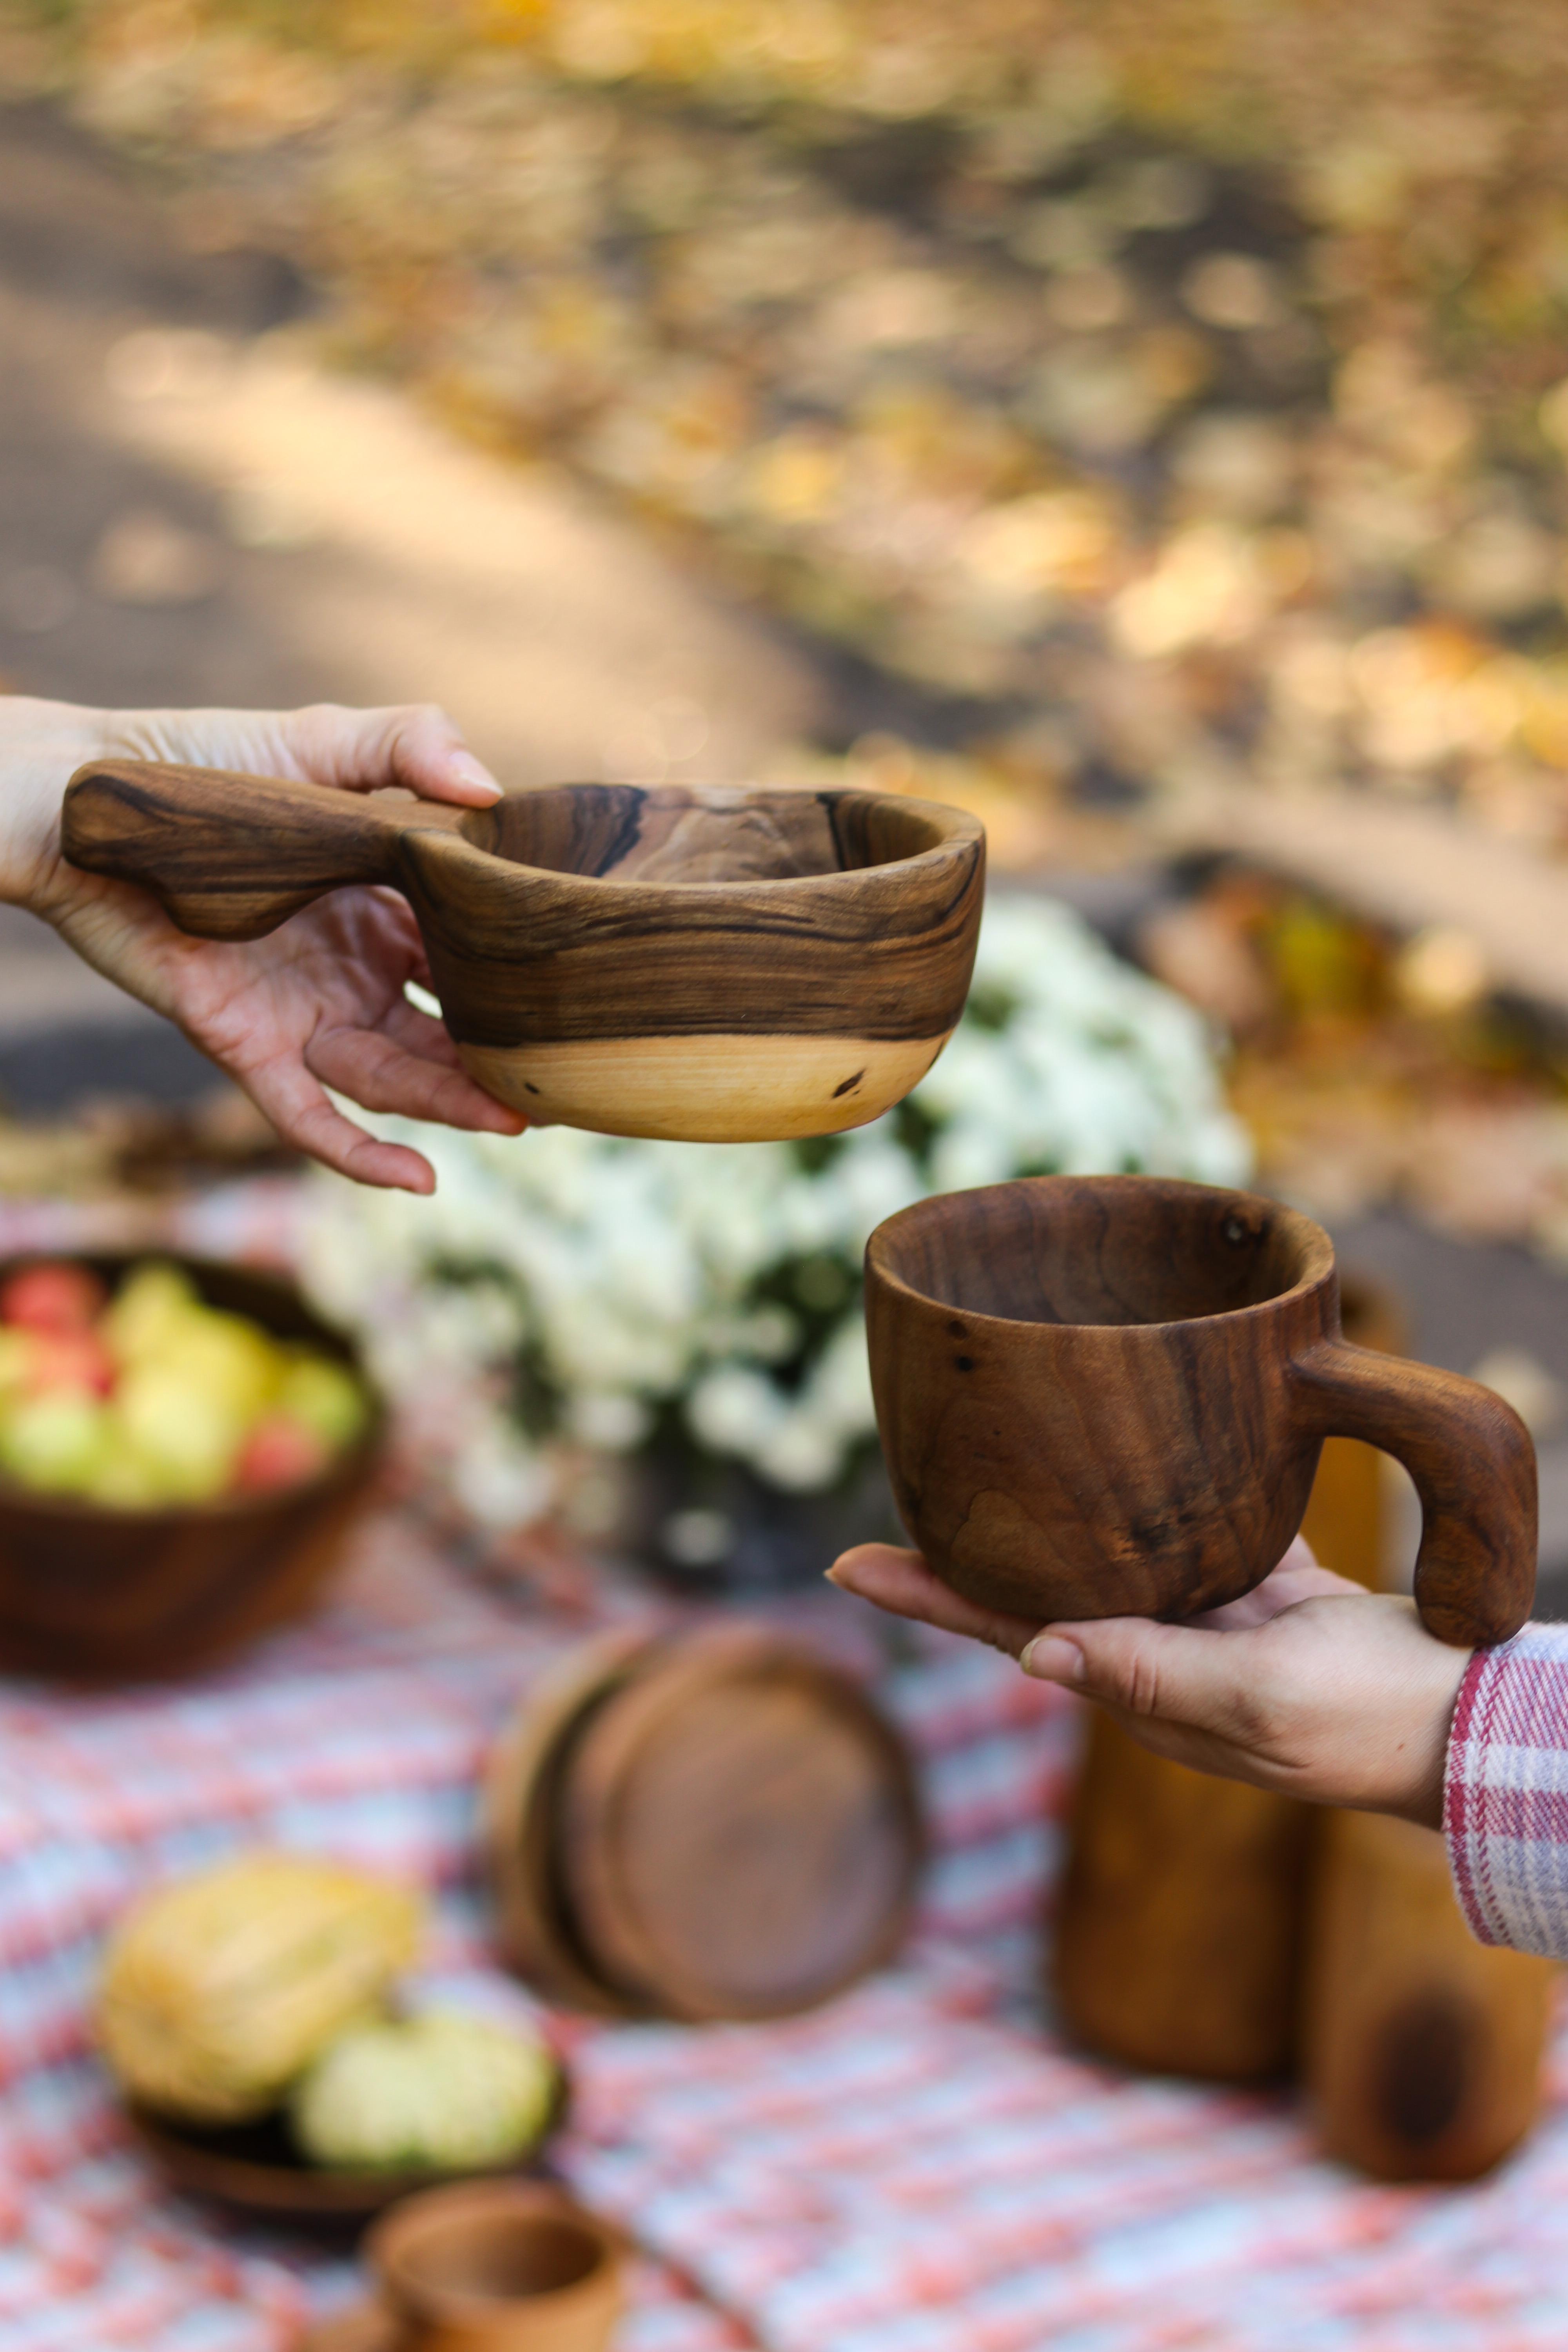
left=2, top=1182, right=1568, bottom=2351
left=5, top=1513, right=1568, bottom=2352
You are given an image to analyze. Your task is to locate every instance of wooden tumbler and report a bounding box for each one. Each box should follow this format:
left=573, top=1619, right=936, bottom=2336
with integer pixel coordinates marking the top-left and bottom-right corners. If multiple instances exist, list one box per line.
left=1303, top=1810, right=1557, bottom=2181
left=1052, top=1273, right=1408, bottom=2084
left=60, top=763, right=984, bottom=1144
left=866, top=1175, right=1537, bottom=1647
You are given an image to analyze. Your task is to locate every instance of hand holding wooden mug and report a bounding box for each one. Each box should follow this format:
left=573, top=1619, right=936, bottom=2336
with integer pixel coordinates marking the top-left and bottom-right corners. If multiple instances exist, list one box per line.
left=828, top=1540, right=1473, bottom=1829
left=862, top=1176, right=1535, bottom=1649
left=836, top=1174, right=1537, bottom=1831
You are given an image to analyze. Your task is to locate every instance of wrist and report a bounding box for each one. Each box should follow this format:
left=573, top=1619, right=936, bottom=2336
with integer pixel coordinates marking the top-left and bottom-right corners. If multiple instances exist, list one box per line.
left=1376, top=1624, right=1472, bottom=1830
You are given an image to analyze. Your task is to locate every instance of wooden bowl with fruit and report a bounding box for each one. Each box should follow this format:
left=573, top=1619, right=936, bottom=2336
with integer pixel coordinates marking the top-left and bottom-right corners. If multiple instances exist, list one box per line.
left=0, top=1254, right=383, bottom=1681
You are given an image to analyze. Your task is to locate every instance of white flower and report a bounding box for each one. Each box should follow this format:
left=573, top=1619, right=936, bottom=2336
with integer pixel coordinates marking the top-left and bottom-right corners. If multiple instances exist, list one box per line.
left=450, top=1417, right=555, bottom=1531
left=756, top=1413, right=844, bottom=1491
left=301, top=889, right=1250, bottom=1506
left=686, top=1365, right=786, bottom=1456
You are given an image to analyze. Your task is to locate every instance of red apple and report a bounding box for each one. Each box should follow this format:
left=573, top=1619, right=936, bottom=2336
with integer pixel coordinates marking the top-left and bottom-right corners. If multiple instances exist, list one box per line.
left=27, top=1331, right=115, bottom=1397
left=0, top=1262, right=108, bottom=1336
left=233, top=1414, right=331, bottom=1494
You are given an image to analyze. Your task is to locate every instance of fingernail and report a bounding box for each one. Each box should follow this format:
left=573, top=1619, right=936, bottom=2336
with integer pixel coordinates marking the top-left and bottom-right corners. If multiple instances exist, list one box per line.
left=450, top=750, right=501, bottom=798
left=824, top=1564, right=846, bottom=1587
left=1020, top=1633, right=1085, bottom=1684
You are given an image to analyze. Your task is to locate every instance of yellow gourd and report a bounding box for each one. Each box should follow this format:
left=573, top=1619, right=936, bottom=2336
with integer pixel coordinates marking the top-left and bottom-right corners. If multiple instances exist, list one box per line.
left=97, top=1852, right=423, bottom=2123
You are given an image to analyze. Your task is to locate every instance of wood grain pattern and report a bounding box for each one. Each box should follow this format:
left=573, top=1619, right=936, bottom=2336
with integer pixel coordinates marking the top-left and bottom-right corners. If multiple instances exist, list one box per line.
left=0, top=1254, right=382, bottom=1682
left=483, top=1630, right=663, bottom=2019
left=485, top=1626, right=922, bottom=2022
left=866, top=1175, right=1535, bottom=1646
left=559, top=1626, right=923, bottom=2022
left=1051, top=1275, right=1406, bottom=2085
left=62, top=762, right=984, bottom=1142
left=1297, top=1275, right=1406, bottom=1590
left=1053, top=1710, right=1313, bottom=2082
left=1302, top=1809, right=1557, bottom=2181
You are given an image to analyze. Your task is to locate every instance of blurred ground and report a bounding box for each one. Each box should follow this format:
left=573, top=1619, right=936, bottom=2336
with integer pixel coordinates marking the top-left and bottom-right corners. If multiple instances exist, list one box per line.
left=6, top=81, right=1568, bottom=1602
left=0, top=93, right=822, bottom=1091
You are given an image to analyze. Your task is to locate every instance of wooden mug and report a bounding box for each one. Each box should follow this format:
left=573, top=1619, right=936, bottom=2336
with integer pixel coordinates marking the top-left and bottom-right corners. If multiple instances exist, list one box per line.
left=865, top=1174, right=1536, bottom=1646
left=60, top=763, right=984, bottom=1143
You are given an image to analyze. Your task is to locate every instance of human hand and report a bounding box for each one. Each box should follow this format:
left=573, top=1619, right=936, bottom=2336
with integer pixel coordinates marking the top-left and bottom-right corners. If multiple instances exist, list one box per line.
left=2, top=694, right=526, bottom=1192
left=827, top=1538, right=1474, bottom=1829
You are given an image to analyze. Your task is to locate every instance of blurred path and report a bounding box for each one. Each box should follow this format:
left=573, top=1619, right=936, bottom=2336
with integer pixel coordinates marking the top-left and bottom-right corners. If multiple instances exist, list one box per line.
left=0, top=98, right=821, bottom=1070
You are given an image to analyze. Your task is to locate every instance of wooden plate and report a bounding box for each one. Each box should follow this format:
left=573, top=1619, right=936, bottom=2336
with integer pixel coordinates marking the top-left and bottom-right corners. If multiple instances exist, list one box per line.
left=125, top=2057, right=568, bottom=2233
left=484, top=1628, right=666, bottom=2016
left=561, top=1626, right=924, bottom=2022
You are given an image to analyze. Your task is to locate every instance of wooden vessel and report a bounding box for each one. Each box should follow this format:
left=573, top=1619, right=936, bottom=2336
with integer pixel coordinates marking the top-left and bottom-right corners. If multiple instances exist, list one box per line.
left=866, top=1175, right=1535, bottom=1646
left=124, top=2053, right=568, bottom=2234
left=0, top=1253, right=382, bottom=1681
left=485, top=1624, right=922, bottom=2021
left=61, top=764, right=984, bottom=1144
left=1051, top=1275, right=1407, bottom=2083
left=367, top=2180, right=623, bottom=2352
left=1303, top=1809, right=1556, bottom=2181
left=1053, top=1710, right=1312, bottom=2082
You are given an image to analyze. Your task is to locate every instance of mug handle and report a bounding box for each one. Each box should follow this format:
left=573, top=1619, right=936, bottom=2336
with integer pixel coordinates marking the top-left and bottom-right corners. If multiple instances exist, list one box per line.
left=1290, top=1340, right=1536, bottom=1647
left=62, top=759, right=467, bottom=942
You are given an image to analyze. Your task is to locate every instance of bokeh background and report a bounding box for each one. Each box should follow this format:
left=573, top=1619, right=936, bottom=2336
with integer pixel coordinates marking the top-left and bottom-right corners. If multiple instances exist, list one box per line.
left=8, top=0, right=1568, bottom=1591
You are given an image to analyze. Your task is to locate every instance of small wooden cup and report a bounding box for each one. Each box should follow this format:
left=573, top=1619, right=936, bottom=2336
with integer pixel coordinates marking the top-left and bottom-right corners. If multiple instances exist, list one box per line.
left=61, top=764, right=984, bottom=1144
left=865, top=1174, right=1536, bottom=1647
left=366, top=2181, right=622, bottom=2352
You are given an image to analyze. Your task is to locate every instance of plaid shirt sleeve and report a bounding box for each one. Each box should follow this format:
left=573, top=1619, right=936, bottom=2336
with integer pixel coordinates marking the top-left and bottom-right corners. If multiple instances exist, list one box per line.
left=1445, top=1619, right=1568, bottom=1956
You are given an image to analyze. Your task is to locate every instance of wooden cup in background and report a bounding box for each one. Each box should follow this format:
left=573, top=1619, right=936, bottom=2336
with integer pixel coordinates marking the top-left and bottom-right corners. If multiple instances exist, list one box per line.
left=366, top=2182, right=622, bottom=2352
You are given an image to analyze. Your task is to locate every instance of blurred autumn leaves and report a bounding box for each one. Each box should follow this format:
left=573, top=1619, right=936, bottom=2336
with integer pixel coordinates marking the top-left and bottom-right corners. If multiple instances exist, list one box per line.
left=13, top=0, right=1568, bottom=1239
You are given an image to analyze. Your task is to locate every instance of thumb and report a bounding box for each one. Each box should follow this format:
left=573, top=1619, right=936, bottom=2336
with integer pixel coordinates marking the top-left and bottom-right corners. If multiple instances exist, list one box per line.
left=1022, top=1615, right=1254, bottom=1738
left=272, top=702, right=501, bottom=805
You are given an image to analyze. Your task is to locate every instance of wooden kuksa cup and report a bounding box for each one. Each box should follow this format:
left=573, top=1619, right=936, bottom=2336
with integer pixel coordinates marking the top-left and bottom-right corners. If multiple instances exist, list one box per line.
left=366, top=2181, right=622, bottom=2352
left=865, top=1174, right=1536, bottom=1647
left=60, top=764, right=984, bottom=1144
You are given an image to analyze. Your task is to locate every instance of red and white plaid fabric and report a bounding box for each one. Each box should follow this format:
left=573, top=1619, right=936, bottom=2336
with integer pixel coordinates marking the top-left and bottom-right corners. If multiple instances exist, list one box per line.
left=7, top=1185, right=1568, bottom=2348
left=1446, top=1621, right=1568, bottom=1957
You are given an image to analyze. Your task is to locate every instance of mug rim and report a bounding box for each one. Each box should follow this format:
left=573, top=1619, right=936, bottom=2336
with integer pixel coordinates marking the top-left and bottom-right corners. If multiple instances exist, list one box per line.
left=367, top=2179, right=620, bottom=2327
left=865, top=1174, right=1335, bottom=1335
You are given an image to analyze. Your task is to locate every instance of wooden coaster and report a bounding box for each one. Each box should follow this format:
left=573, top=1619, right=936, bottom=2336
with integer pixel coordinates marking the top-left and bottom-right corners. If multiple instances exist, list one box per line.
left=560, top=1626, right=923, bottom=2022
left=484, top=1628, right=666, bottom=2016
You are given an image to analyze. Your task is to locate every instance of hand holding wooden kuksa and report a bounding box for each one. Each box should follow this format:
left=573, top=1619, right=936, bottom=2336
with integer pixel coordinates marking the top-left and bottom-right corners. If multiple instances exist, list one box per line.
left=866, top=1176, right=1536, bottom=1648
left=60, top=762, right=984, bottom=1143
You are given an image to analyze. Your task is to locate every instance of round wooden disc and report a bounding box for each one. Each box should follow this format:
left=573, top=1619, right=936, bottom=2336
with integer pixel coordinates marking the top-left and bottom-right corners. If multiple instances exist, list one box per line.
left=483, top=1627, right=666, bottom=2016
left=561, top=1627, right=923, bottom=2022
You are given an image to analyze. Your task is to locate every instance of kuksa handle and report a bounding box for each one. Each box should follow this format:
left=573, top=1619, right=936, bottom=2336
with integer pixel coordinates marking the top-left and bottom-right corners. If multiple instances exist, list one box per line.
left=61, top=759, right=465, bottom=942
left=1290, top=1341, right=1536, bottom=1647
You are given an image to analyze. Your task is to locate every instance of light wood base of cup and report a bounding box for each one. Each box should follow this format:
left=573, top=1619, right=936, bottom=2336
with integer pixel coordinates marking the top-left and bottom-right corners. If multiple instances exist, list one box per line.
left=458, top=1031, right=952, bottom=1142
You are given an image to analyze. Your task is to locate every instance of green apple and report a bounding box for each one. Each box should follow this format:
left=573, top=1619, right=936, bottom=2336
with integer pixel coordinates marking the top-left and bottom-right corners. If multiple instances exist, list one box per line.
left=276, top=1356, right=367, bottom=1450
left=0, top=1393, right=108, bottom=1494
left=85, top=1430, right=182, bottom=1508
